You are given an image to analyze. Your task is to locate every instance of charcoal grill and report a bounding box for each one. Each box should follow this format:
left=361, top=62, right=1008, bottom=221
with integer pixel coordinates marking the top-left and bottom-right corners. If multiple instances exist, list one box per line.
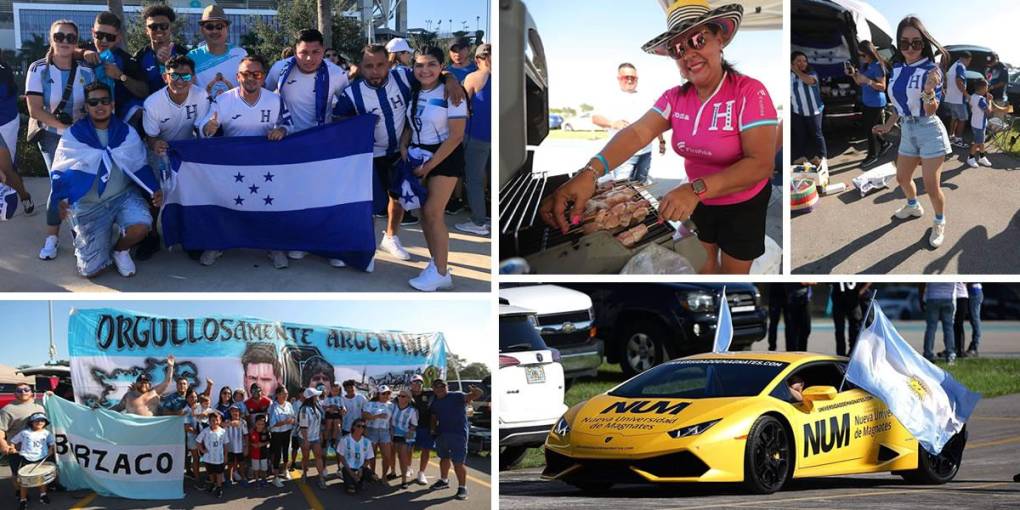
left=499, top=171, right=681, bottom=274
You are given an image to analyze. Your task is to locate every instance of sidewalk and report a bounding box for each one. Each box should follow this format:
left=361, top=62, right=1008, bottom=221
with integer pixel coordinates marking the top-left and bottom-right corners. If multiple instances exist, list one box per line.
left=0, top=177, right=492, bottom=292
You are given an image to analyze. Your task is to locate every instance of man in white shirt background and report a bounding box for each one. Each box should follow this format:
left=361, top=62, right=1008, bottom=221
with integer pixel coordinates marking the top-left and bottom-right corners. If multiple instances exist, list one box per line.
left=592, top=63, right=666, bottom=185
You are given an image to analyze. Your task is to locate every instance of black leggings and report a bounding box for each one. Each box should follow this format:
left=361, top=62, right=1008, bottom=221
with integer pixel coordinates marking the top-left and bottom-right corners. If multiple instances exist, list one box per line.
left=861, top=106, right=885, bottom=158
left=270, top=431, right=292, bottom=472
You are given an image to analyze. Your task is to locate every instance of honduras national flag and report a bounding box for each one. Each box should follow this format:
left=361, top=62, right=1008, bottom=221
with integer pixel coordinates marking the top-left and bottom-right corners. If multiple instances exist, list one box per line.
left=391, top=147, right=430, bottom=211
left=161, top=115, right=376, bottom=270
left=712, top=286, right=733, bottom=353
left=846, top=301, right=981, bottom=455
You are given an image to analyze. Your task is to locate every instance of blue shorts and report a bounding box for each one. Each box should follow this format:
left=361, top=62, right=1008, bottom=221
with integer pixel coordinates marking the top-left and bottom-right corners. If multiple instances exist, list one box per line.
left=898, top=116, right=952, bottom=159
left=365, top=427, right=391, bottom=444
left=434, top=433, right=467, bottom=464
left=414, top=426, right=435, bottom=450
left=947, top=102, right=968, bottom=121
left=972, top=127, right=986, bottom=145
left=68, top=187, right=152, bottom=276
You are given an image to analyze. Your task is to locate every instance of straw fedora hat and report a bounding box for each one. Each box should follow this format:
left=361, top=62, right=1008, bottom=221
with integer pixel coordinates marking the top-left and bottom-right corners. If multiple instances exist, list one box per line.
left=642, top=0, right=744, bottom=56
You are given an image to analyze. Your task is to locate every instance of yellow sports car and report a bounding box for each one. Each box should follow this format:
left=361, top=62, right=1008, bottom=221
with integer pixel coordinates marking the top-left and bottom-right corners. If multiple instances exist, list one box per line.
left=543, top=352, right=967, bottom=494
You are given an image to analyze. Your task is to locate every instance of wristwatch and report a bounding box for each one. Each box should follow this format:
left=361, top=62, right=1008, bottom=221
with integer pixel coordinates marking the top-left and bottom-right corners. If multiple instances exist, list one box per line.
left=691, top=178, right=707, bottom=199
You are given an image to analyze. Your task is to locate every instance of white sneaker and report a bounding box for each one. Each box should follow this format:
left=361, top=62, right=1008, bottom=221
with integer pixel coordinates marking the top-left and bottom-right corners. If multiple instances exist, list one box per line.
left=200, top=250, right=223, bottom=266
left=232, top=471, right=242, bottom=483
left=379, top=233, right=411, bottom=260
left=38, top=235, right=58, bottom=260
left=978, top=156, right=993, bottom=167
left=269, top=250, right=289, bottom=269
left=966, top=157, right=978, bottom=167
left=112, top=249, right=136, bottom=277
left=272, top=477, right=284, bottom=488
left=416, top=471, right=427, bottom=485
left=364, top=259, right=375, bottom=273
left=283, top=470, right=292, bottom=480
left=328, top=258, right=347, bottom=268
left=893, top=202, right=924, bottom=219
left=455, top=221, right=490, bottom=236
left=930, top=222, right=946, bottom=248
left=409, top=261, right=453, bottom=292
left=287, top=250, right=307, bottom=260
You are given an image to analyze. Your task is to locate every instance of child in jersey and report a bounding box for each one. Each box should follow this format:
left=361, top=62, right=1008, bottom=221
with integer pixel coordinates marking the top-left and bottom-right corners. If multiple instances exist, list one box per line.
left=249, top=414, right=271, bottom=488
left=967, top=79, right=1007, bottom=168
left=196, top=409, right=230, bottom=498
left=322, top=382, right=345, bottom=454
left=10, top=413, right=55, bottom=509
left=391, top=389, right=419, bottom=488
left=223, top=405, right=249, bottom=486
left=183, top=388, right=203, bottom=486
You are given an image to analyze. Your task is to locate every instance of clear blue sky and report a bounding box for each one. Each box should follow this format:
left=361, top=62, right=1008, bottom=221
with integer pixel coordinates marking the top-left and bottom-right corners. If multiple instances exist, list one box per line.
left=405, top=0, right=491, bottom=37
left=527, top=1, right=784, bottom=111
left=0, top=300, right=491, bottom=368
left=867, top=0, right=1020, bottom=65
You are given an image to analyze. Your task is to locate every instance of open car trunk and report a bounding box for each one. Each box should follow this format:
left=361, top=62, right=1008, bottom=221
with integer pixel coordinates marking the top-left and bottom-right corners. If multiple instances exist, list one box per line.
left=792, top=0, right=862, bottom=125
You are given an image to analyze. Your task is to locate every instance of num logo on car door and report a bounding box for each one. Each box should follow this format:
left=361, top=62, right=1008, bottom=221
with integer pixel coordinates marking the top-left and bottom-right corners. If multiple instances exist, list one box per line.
left=803, top=412, right=851, bottom=457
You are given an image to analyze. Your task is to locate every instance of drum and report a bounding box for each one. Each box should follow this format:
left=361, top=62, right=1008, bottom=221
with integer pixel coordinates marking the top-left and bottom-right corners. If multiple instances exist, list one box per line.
left=17, top=462, right=57, bottom=488
left=790, top=177, right=819, bottom=213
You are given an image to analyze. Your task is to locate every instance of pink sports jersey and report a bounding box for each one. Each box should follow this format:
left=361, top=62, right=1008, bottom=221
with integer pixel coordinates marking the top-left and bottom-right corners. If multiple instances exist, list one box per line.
left=653, top=73, right=778, bottom=206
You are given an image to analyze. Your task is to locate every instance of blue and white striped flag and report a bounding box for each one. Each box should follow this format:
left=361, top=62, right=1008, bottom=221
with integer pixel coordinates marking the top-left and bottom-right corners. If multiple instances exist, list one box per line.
left=50, top=117, right=159, bottom=204
left=846, top=301, right=981, bottom=455
left=161, top=115, right=377, bottom=270
left=712, top=287, right=733, bottom=353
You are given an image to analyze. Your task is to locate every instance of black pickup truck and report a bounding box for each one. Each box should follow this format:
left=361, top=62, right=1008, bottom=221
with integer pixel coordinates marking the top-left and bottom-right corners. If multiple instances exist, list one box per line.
left=560, top=283, right=767, bottom=376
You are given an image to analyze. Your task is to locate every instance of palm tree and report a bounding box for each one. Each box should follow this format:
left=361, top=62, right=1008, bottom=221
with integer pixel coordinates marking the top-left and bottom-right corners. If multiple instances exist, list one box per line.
left=318, top=0, right=332, bottom=49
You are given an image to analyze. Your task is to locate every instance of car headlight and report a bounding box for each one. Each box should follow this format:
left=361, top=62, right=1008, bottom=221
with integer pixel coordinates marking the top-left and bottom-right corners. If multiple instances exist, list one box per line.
left=682, top=291, right=715, bottom=313
left=667, top=419, right=721, bottom=439
left=553, top=416, right=570, bottom=437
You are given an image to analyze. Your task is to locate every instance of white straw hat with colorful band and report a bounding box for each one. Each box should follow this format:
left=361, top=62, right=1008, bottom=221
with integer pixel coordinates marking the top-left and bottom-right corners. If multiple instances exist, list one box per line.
left=642, top=0, right=744, bottom=57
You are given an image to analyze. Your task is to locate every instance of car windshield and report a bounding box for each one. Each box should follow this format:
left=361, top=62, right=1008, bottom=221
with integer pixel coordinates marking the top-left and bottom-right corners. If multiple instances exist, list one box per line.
left=608, top=359, right=789, bottom=399
left=500, top=314, right=547, bottom=353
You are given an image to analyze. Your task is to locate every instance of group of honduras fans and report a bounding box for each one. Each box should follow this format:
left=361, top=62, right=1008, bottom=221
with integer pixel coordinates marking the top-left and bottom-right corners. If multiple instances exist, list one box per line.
left=6, top=3, right=491, bottom=291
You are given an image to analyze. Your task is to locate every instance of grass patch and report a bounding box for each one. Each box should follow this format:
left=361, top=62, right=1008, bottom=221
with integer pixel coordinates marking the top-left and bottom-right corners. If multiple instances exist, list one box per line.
left=511, top=359, right=1020, bottom=470
left=936, top=357, right=1020, bottom=398
left=546, top=129, right=608, bottom=141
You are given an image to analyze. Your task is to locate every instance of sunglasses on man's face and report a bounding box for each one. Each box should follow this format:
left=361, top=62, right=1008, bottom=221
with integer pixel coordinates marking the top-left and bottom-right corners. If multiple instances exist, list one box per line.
left=239, top=71, right=265, bottom=79
left=167, top=72, right=192, bottom=82
left=668, top=29, right=710, bottom=60
left=147, top=22, right=170, bottom=32
left=86, top=97, right=112, bottom=107
left=899, top=38, right=924, bottom=51
left=16, top=387, right=32, bottom=393
left=52, top=32, right=78, bottom=44
left=618, top=74, right=637, bottom=82
left=93, top=31, right=117, bottom=43
left=202, top=23, right=226, bottom=31
left=353, top=424, right=365, bottom=429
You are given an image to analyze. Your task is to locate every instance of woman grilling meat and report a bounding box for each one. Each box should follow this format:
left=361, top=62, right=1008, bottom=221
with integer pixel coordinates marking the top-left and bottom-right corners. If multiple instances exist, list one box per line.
left=538, top=0, right=778, bottom=274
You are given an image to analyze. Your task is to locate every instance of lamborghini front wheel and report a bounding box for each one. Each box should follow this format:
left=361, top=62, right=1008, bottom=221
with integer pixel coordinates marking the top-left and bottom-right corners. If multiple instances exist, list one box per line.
left=743, top=415, right=791, bottom=494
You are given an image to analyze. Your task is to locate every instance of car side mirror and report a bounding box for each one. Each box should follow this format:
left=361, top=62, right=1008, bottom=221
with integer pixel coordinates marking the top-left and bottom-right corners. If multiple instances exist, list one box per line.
left=801, top=386, right=837, bottom=409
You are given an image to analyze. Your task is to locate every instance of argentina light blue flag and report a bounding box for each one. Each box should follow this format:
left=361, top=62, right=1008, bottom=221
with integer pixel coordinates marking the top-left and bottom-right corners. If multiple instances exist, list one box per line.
left=846, top=301, right=981, bottom=455
left=44, top=394, right=184, bottom=499
left=161, top=115, right=376, bottom=270
left=712, top=287, right=733, bottom=353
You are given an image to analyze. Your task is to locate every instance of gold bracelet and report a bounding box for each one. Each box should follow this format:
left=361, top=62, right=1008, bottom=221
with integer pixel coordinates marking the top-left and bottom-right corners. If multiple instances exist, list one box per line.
left=578, top=165, right=599, bottom=188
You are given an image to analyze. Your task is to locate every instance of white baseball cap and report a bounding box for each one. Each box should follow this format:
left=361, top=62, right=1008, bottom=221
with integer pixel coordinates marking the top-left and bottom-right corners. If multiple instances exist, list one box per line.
left=386, top=37, right=412, bottom=54
left=303, top=387, right=322, bottom=399
left=377, top=385, right=392, bottom=394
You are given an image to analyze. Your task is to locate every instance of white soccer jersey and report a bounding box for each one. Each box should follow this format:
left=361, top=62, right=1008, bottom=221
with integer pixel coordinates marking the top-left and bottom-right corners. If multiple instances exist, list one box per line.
left=363, top=400, right=392, bottom=430
left=143, top=85, right=210, bottom=141
left=970, top=94, right=990, bottom=130
left=334, top=68, right=414, bottom=156
left=224, top=420, right=248, bottom=454
left=323, top=395, right=344, bottom=414
left=339, top=435, right=374, bottom=470
left=196, top=426, right=229, bottom=464
left=408, top=82, right=468, bottom=146
left=266, top=60, right=349, bottom=133
left=889, top=58, right=943, bottom=118
left=945, top=60, right=967, bottom=105
left=188, top=44, right=248, bottom=99
left=390, top=405, right=418, bottom=437
left=201, top=87, right=292, bottom=138
left=341, top=393, right=367, bottom=432
left=298, top=405, right=323, bottom=442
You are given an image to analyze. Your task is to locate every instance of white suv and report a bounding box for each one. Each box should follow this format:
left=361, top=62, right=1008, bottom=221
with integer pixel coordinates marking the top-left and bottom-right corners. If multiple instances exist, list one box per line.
left=499, top=303, right=567, bottom=470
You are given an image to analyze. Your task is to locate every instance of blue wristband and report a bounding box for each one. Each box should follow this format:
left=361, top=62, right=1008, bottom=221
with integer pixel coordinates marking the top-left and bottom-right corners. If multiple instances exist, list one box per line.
left=595, top=154, right=609, bottom=176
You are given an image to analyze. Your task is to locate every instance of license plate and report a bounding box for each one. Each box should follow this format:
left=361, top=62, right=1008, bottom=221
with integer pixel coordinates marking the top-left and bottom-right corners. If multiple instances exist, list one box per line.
left=524, top=365, right=546, bottom=384
left=732, top=305, right=755, bottom=313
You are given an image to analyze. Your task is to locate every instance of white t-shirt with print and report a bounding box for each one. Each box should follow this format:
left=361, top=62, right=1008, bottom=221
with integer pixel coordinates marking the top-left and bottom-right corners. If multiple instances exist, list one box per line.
left=10, top=429, right=54, bottom=462
left=196, top=426, right=229, bottom=464
left=339, top=434, right=374, bottom=470
left=201, top=87, right=291, bottom=138
left=407, top=83, right=468, bottom=146
left=143, top=85, right=210, bottom=141
left=298, top=405, right=323, bottom=442
left=265, top=60, right=349, bottom=133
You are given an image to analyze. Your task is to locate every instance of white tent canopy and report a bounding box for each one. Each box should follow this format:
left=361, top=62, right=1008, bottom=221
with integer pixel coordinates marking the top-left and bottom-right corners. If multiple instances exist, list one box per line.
left=832, top=0, right=894, bottom=49
left=652, top=1, right=782, bottom=31
left=0, top=364, right=33, bottom=386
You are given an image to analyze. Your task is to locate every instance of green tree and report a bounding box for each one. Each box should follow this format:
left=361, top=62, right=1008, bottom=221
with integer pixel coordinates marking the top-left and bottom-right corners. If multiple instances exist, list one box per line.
left=446, top=352, right=467, bottom=378
left=244, top=0, right=365, bottom=62
left=579, top=103, right=594, bottom=113
left=460, top=362, right=490, bottom=380
left=18, top=34, right=48, bottom=66
left=124, top=0, right=190, bottom=55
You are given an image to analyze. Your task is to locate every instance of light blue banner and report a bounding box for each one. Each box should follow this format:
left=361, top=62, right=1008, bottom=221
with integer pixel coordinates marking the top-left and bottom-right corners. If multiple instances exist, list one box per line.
left=69, top=308, right=447, bottom=409
left=44, top=395, right=185, bottom=499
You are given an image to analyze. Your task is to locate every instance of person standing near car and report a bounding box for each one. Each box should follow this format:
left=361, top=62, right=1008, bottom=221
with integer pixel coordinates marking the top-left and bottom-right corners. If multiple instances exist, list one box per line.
left=784, top=283, right=813, bottom=352
left=951, top=282, right=970, bottom=358
left=791, top=51, right=826, bottom=166
left=0, top=382, right=44, bottom=498
left=944, top=51, right=971, bottom=148
left=966, top=283, right=983, bottom=356
left=851, top=41, right=891, bottom=167
left=830, top=282, right=871, bottom=356
left=593, top=63, right=666, bottom=184
left=409, top=375, right=434, bottom=485
left=920, top=282, right=957, bottom=364
left=428, top=378, right=483, bottom=500
left=767, top=283, right=785, bottom=351
left=985, top=52, right=1008, bottom=103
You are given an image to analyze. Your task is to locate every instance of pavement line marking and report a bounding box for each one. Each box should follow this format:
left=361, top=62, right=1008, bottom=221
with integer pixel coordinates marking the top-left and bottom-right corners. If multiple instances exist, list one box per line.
left=968, top=434, right=1020, bottom=449
left=293, top=475, right=325, bottom=510
left=428, top=460, right=491, bottom=488
left=69, top=492, right=97, bottom=509
left=971, top=416, right=1020, bottom=422
left=676, top=482, right=1009, bottom=510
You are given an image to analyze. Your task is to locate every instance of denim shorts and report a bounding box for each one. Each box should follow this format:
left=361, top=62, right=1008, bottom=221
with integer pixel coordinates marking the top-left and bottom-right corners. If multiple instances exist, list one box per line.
left=898, top=115, right=951, bottom=159
left=946, top=102, right=968, bottom=121
left=68, top=187, right=152, bottom=276
left=972, top=127, right=986, bottom=145
left=435, top=433, right=467, bottom=464
left=365, top=427, right=391, bottom=444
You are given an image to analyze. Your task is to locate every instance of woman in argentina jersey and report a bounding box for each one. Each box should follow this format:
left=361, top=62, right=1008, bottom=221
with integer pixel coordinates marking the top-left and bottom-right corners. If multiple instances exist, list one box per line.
left=872, top=16, right=953, bottom=248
